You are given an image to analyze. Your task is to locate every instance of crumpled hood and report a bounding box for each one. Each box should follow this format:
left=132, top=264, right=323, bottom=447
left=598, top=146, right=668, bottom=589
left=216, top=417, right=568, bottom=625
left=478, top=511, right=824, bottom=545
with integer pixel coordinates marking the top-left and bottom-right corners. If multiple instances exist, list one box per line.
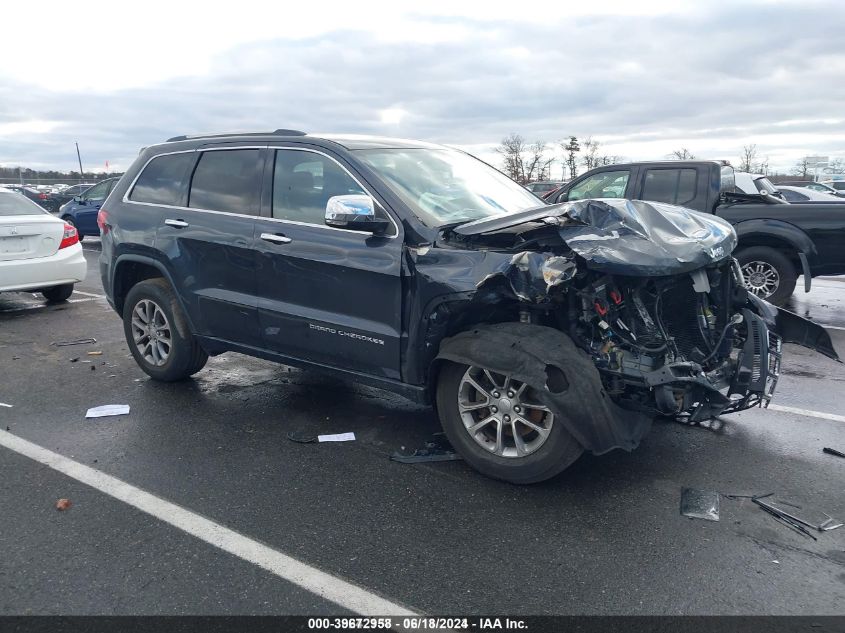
left=454, top=198, right=738, bottom=276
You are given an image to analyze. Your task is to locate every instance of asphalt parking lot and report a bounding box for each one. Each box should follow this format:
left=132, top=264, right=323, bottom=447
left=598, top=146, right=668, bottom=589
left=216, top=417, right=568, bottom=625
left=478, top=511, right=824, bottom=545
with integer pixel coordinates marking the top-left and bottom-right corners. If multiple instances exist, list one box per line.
left=1, top=242, right=844, bottom=615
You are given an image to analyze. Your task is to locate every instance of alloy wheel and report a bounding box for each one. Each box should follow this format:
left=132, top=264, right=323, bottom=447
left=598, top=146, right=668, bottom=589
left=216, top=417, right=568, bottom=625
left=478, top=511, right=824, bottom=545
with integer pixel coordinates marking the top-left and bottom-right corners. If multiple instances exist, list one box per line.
left=457, top=366, right=554, bottom=458
left=130, top=299, right=172, bottom=366
left=741, top=260, right=780, bottom=298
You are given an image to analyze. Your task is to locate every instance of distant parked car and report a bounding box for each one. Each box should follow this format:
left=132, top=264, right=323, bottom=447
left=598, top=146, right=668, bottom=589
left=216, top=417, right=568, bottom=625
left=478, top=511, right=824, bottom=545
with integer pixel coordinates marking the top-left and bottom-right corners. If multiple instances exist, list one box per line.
left=2, top=184, right=59, bottom=212
left=0, top=187, right=86, bottom=302
left=58, top=178, right=119, bottom=239
left=777, top=181, right=845, bottom=197
left=49, top=183, right=96, bottom=211
left=821, top=180, right=845, bottom=195
left=524, top=181, right=566, bottom=195
left=776, top=185, right=845, bottom=203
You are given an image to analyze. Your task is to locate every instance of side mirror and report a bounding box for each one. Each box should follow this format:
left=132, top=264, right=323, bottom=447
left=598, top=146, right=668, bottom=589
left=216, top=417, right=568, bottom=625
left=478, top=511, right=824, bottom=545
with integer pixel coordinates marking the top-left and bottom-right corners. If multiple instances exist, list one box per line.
left=325, top=195, right=389, bottom=234
left=77, top=198, right=87, bottom=205
left=556, top=191, right=569, bottom=203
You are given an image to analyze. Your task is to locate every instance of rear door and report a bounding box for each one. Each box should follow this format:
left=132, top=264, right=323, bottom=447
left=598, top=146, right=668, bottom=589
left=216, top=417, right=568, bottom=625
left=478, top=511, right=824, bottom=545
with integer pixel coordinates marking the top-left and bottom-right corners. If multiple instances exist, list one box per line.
left=153, top=147, right=266, bottom=348
left=253, top=146, right=404, bottom=379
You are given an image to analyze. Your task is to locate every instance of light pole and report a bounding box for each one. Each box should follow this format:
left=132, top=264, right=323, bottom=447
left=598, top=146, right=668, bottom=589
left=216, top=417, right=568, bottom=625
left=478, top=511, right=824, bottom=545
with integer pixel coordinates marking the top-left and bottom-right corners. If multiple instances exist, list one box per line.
left=75, top=143, right=84, bottom=183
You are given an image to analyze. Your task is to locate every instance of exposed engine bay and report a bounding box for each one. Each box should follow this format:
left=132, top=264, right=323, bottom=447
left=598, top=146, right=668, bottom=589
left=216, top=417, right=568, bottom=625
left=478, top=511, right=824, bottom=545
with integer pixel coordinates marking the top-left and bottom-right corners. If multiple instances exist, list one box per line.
left=563, top=261, right=780, bottom=421
left=427, top=199, right=839, bottom=431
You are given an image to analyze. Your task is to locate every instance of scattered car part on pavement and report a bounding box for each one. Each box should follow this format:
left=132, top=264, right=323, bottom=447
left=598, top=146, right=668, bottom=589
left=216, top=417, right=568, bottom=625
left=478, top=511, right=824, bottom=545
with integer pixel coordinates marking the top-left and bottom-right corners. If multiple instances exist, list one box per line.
left=752, top=497, right=817, bottom=540
left=391, top=432, right=463, bottom=464
left=680, top=488, right=721, bottom=521
left=85, top=404, right=130, bottom=418
left=823, top=446, right=845, bottom=458
left=53, top=337, right=97, bottom=347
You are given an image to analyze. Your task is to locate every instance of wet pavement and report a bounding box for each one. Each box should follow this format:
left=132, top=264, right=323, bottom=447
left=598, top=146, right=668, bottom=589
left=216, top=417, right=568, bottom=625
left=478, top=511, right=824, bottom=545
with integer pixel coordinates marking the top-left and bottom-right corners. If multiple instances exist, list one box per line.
left=1, top=243, right=844, bottom=615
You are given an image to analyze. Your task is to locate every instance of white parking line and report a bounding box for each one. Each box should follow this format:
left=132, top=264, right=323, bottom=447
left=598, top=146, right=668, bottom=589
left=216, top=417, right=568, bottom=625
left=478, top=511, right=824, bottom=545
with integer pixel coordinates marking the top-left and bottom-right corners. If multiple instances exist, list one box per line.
left=768, top=404, right=845, bottom=424
left=0, top=429, right=416, bottom=616
left=72, top=290, right=107, bottom=299
left=0, top=298, right=96, bottom=313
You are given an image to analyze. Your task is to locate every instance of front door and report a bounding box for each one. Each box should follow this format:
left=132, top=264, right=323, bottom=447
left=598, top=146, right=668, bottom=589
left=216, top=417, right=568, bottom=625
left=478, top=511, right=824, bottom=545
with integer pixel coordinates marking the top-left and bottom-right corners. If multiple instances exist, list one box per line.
left=254, top=147, right=404, bottom=379
left=74, top=179, right=114, bottom=234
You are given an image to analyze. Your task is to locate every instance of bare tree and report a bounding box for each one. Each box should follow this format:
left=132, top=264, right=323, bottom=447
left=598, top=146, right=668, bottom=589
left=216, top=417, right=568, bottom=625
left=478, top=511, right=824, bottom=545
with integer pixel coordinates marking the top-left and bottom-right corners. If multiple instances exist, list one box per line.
left=524, top=141, right=554, bottom=183
left=561, top=136, right=581, bottom=179
left=669, top=148, right=695, bottom=160
left=739, top=144, right=758, bottom=172
left=496, top=133, right=527, bottom=183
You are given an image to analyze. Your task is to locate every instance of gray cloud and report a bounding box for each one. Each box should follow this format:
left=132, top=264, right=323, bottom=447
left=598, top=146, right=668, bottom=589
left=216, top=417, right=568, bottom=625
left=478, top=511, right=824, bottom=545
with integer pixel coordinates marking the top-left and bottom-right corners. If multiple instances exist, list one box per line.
left=1, top=2, right=844, bottom=172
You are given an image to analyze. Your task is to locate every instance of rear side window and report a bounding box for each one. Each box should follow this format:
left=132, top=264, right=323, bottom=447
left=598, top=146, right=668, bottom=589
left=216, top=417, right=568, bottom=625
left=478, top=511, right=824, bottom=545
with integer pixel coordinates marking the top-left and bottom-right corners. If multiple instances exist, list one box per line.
left=642, top=168, right=697, bottom=206
left=130, top=153, right=194, bottom=205
left=189, top=149, right=261, bottom=215
left=780, top=189, right=807, bottom=202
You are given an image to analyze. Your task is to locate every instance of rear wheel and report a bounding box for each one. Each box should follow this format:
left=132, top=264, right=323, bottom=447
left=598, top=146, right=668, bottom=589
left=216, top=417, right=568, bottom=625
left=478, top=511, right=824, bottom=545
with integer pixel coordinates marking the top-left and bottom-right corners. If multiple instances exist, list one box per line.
left=62, top=216, right=84, bottom=241
left=42, top=283, right=74, bottom=303
left=735, top=246, right=797, bottom=306
left=436, top=362, right=583, bottom=484
left=123, top=278, right=208, bottom=381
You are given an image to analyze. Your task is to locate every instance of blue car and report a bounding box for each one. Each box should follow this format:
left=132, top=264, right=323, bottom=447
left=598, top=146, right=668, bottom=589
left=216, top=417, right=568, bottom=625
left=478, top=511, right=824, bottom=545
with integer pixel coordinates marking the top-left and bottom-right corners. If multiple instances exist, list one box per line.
left=58, top=177, right=119, bottom=240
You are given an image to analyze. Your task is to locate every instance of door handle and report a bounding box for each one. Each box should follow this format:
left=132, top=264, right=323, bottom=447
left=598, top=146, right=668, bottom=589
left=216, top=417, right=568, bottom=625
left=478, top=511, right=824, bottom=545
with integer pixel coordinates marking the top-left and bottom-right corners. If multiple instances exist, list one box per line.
left=260, top=232, right=292, bottom=244
left=164, top=219, right=189, bottom=228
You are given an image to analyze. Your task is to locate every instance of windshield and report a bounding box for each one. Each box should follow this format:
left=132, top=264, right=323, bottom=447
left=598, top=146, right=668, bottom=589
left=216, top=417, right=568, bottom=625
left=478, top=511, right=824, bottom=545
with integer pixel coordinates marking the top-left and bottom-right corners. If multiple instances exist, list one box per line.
left=0, top=190, right=49, bottom=216
left=355, top=148, right=542, bottom=227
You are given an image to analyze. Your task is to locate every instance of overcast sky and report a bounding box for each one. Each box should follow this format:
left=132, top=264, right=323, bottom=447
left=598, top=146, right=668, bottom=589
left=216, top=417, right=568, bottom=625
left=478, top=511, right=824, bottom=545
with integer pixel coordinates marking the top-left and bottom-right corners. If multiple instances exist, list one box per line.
left=1, top=0, right=843, bottom=176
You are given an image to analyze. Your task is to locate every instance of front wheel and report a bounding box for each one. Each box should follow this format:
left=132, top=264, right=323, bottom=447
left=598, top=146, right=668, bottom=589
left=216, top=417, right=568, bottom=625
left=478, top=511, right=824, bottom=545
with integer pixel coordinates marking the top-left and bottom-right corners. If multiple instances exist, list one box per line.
left=123, top=278, right=208, bottom=381
left=735, top=246, right=797, bottom=306
left=436, top=362, right=583, bottom=484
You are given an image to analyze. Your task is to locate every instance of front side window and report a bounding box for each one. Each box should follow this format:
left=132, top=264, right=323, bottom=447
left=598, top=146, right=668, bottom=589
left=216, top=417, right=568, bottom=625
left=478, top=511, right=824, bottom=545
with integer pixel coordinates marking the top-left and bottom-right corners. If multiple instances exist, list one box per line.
left=642, top=168, right=697, bottom=206
left=130, top=153, right=194, bottom=205
left=81, top=180, right=111, bottom=201
left=355, top=148, right=541, bottom=227
left=188, top=149, right=261, bottom=215
left=567, top=170, right=630, bottom=201
left=272, top=150, right=367, bottom=226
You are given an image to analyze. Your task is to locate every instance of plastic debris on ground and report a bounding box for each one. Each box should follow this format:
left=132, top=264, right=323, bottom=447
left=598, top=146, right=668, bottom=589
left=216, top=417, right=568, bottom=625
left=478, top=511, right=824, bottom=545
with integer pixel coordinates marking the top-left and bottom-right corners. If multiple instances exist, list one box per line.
left=0, top=403, right=12, bottom=408
left=823, top=447, right=845, bottom=458
left=723, top=491, right=842, bottom=538
left=52, top=338, right=97, bottom=347
left=85, top=404, right=130, bottom=419
left=55, top=499, right=72, bottom=511
left=287, top=431, right=356, bottom=444
left=680, top=487, right=720, bottom=522
left=391, top=432, right=464, bottom=464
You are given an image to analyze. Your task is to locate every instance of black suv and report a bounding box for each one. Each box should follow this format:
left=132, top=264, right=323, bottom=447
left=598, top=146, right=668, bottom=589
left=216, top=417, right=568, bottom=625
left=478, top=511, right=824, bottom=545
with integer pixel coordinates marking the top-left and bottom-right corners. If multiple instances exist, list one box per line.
left=100, top=131, right=840, bottom=483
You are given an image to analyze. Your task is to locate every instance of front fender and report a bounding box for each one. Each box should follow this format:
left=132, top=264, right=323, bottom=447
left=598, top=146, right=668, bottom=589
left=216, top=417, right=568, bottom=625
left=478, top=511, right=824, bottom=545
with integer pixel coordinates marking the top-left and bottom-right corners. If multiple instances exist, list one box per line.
left=731, top=218, right=818, bottom=264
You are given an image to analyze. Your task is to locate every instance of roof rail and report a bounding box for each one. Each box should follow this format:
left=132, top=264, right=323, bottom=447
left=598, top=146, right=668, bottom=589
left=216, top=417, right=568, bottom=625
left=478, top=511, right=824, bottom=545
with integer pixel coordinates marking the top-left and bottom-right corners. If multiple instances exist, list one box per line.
left=166, top=129, right=307, bottom=142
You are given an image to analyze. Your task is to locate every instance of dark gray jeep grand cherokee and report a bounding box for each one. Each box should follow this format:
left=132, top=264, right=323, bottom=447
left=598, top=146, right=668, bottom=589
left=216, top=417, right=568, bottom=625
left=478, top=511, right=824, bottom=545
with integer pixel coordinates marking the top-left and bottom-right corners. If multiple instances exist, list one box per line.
left=100, top=130, right=841, bottom=483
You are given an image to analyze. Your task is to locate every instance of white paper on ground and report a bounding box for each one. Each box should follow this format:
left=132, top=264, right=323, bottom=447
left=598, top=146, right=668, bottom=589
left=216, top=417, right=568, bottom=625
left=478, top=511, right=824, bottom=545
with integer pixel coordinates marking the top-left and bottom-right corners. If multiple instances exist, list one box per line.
left=0, top=403, right=13, bottom=408
left=86, top=404, right=131, bottom=418
left=318, top=432, right=356, bottom=442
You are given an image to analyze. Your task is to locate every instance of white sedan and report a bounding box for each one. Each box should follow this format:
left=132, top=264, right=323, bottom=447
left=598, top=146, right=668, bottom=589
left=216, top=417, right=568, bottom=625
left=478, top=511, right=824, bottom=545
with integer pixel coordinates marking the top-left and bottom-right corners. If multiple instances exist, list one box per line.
left=0, top=187, right=86, bottom=302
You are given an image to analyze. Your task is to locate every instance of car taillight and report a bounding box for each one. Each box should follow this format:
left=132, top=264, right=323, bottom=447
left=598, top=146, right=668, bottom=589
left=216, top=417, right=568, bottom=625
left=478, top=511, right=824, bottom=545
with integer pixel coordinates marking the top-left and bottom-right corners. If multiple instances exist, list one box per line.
left=97, top=209, right=110, bottom=235
left=39, top=192, right=49, bottom=200
left=59, top=222, right=79, bottom=249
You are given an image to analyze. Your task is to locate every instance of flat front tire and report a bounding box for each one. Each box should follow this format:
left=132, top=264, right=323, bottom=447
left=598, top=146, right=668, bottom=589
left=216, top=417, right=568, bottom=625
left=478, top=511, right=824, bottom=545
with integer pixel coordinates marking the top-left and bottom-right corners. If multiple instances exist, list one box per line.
left=436, top=362, right=583, bottom=484
left=123, top=278, right=208, bottom=381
